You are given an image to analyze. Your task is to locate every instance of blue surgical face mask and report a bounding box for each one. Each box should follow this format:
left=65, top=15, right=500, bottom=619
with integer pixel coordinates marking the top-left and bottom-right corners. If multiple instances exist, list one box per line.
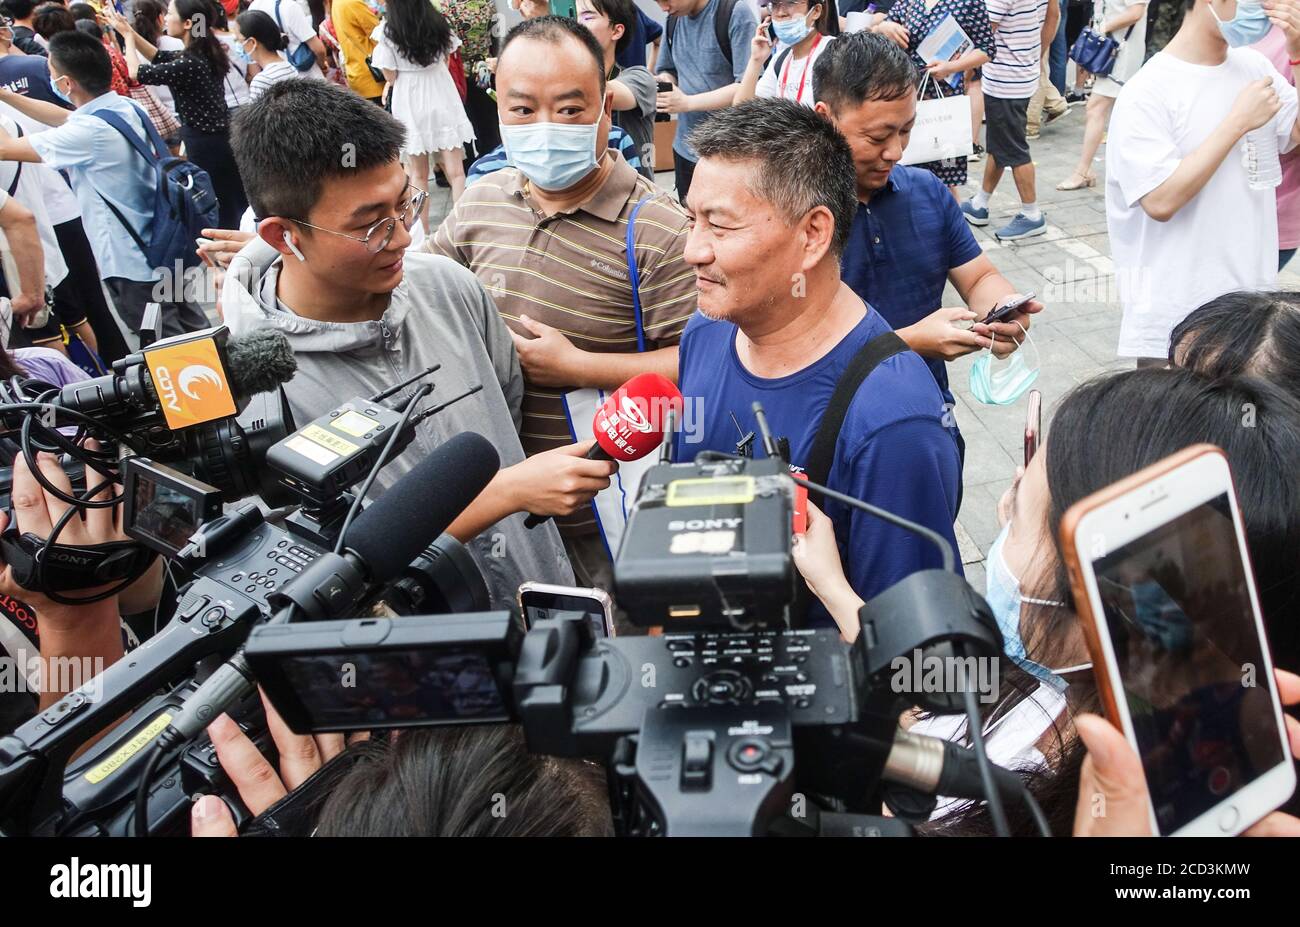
left=49, top=75, right=71, bottom=104
left=970, top=321, right=1041, bottom=405
left=772, top=14, right=812, bottom=45
left=498, top=118, right=601, bottom=191
left=235, top=40, right=253, bottom=65
left=986, top=523, right=1091, bottom=690
left=1209, top=0, right=1272, bottom=47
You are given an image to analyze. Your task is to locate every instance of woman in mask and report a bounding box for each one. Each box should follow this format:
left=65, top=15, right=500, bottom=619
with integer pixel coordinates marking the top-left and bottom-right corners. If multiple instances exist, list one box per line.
left=735, top=0, right=840, bottom=108
left=234, top=11, right=298, bottom=100
left=868, top=0, right=995, bottom=197
left=795, top=366, right=1300, bottom=833
left=370, top=0, right=476, bottom=216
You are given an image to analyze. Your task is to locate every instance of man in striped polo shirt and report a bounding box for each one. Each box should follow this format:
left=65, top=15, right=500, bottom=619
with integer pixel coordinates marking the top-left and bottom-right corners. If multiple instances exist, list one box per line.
left=960, top=0, right=1059, bottom=240
left=431, top=15, right=697, bottom=608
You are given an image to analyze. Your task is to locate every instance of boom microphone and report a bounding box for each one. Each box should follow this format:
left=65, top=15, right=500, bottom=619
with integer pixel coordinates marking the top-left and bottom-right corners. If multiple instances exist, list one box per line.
left=524, top=373, right=683, bottom=528
left=342, top=431, right=501, bottom=584
left=222, top=329, right=298, bottom=398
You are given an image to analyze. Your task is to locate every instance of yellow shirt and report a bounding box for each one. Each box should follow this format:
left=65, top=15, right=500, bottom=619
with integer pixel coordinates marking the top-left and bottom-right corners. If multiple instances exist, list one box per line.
left=334, top=0, right=384, bottom=99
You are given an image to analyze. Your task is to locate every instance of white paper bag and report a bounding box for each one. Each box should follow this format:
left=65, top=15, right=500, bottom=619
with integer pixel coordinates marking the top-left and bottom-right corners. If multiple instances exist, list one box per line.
left=900, top=92, right=974, bottom=165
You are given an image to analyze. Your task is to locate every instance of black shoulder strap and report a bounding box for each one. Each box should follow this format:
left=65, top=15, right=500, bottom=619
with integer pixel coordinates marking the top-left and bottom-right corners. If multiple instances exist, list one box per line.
left=793, top=329, right=907, bottom=628
left=770, top=46, right=791, bottom=78
left=6, top=122, right=22, bottom=198
left=804, top=330, right=908, bottom=494
left=715, top=0, right=737, bottom=66
left=667, top=0, right=737, bottom=65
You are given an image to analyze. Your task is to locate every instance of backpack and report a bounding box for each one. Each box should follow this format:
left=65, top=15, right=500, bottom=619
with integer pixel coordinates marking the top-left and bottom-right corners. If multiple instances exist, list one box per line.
left=275, top=0, right=319, bottom=72
left=90, top=108, right=220, bottom=272
left=666, top=0, right=739, bottom=67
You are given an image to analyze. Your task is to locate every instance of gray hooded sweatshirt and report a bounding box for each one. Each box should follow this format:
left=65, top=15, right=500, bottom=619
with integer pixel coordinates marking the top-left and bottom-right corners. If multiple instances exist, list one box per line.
left=220, top=237, right=574, bottom=609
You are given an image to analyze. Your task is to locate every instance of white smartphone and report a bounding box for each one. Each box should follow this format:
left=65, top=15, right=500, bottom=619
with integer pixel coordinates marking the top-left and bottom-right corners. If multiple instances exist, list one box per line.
left=1060, top=444, right=1296, bottom=836
left=517, top=582, right=615, bottom=639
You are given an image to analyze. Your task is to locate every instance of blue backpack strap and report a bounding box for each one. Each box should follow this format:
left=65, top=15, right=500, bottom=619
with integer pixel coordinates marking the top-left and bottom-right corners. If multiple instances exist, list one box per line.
left=90, top=108, right=166, bottom=165
left=625, top=194, right=654, bottom=352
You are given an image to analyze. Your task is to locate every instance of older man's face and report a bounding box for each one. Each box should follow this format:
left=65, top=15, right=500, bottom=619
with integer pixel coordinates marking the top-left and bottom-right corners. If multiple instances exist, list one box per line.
left=682, top=156, right=807, bottom=328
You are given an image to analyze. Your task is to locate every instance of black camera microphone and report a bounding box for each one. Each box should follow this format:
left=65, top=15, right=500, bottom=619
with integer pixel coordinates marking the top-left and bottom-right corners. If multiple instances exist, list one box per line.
left=152, top=432, right=501, bottom=738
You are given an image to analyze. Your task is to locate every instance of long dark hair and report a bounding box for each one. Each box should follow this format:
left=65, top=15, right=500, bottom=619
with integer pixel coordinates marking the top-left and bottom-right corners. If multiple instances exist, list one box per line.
left=132, top=0, right=165, bottom=45
left=174, top=0, right=229, bottom=78
left=383, top=0, right=453, bottom=69
left=925, top=367, right=1300, bottom=836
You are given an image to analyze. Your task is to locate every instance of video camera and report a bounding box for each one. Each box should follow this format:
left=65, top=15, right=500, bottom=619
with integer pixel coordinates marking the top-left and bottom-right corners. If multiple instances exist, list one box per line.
left=0, top=348, right=496, bottom=836
left=236, top=405, right=1012, bottom=837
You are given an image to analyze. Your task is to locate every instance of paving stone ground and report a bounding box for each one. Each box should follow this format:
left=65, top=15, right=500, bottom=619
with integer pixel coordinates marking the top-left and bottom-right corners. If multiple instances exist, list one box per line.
left=424, top=107, right=1300, bottom=592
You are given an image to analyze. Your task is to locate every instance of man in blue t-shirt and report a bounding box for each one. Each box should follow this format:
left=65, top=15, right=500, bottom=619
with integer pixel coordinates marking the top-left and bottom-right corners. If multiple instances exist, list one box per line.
left=811, top=33, right=1044, bottom=472
left=675, top=98, right=961, bottom=628
left=616, top=6, right=663, bottom=69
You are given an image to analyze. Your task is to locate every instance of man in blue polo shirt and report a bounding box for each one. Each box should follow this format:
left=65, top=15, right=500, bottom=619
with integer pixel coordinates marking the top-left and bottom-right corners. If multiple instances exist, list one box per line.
left=676, top=98, right=961, bottom=625
left=811, top=32, right=1044, bottom=471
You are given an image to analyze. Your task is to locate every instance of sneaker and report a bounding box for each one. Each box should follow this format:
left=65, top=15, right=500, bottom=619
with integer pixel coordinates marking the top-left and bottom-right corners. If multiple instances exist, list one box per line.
left=1043, top=104, right=1070, bottom=127
left=1065, top=90, right=1089, bottom=104
left=968, top=143, right=985, bottom=162
left=961, top=200, right=990, bottom=226
left=994, top=212, right=1047, bottom=241
left=1026, top=127, right=1040, bottom=140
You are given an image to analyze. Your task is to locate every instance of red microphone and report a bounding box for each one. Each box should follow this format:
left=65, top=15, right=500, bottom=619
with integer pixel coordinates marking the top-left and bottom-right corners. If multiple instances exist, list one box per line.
left=523, top=373, right=684, bottom=528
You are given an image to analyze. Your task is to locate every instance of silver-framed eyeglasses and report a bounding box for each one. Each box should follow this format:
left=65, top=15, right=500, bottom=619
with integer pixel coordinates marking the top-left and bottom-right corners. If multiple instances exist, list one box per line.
left=289, top=185, right=428, bottom=253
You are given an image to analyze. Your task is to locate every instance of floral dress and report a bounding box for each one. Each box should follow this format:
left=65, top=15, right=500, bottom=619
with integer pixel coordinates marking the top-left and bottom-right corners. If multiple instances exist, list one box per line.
left=887, top=0, right=996, bottom=186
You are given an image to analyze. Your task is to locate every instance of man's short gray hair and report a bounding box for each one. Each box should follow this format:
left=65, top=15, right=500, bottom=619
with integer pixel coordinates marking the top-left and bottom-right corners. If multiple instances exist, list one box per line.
left=688, top=98, right=857, bottom=256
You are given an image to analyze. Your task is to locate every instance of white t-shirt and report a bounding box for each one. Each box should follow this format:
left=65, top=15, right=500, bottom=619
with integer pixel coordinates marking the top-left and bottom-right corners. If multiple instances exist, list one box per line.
left=1106, top=48, right=1298, bottom=358
left=0, top=114, right=67, bottom=288
left=0, top=101, right=80, bottom=225
left=755, top=33, right=834, bottom=106
left=248, top=0, right=323, bottom=75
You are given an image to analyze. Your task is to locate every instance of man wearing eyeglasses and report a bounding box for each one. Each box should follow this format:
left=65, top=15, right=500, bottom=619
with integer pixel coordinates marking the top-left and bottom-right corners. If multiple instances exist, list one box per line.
left=220, top=78, right=590, bottom=611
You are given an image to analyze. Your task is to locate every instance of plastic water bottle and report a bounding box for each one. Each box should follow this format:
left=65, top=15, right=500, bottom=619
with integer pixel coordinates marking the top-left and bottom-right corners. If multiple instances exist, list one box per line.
left=1243, top=127, right=1283, bottom=191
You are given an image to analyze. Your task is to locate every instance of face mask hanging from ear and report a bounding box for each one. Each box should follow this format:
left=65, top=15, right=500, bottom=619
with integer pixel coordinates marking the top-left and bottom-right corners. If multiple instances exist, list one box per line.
left=283, top=229, right=306, bottom=262
left=969, top=320, right=1041, bottom=406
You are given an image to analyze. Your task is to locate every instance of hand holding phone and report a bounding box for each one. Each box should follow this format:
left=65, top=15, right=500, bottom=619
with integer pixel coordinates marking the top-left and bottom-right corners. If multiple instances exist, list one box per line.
left=1060, top=445, right=1297, bottom=836
left=983, top=291, right=1036, bottom=326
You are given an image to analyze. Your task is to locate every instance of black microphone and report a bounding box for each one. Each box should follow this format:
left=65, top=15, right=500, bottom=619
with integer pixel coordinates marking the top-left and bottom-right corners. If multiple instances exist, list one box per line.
left=223, top=329, right=298, bottom=399
left=342, top=431, right=500, bottom=584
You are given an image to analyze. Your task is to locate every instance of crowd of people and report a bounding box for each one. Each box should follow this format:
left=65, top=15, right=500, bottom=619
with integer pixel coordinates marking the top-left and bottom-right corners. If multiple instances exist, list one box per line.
left=0, top=0, right=1297, bottom=840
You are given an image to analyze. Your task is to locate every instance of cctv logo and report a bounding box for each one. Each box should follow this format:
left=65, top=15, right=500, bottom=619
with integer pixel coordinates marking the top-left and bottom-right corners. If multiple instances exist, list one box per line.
left=144, top=337, right=237, bottom=429
left=178, top=364, right=224, bottom=401
left=49, top=857, right=152, bottom=908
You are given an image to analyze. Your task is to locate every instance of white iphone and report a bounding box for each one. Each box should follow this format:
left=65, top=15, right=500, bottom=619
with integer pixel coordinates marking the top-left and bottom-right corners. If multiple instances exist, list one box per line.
left=1060, top=444, right=1296, bottom=836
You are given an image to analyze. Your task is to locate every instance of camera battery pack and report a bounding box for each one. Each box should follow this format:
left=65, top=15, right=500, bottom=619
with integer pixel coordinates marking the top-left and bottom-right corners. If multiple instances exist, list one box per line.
left=613, top=456, right=795, bottom=630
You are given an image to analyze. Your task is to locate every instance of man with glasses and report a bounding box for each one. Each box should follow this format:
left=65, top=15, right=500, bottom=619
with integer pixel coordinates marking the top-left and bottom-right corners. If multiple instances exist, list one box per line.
left=430, top=17, right=696, bottom=614
left=222, top=78, right=589, bottom=610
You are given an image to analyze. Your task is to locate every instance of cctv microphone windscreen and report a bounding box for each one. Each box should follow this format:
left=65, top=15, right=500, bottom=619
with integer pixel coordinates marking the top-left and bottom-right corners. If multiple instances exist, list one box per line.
left=343, top=431, right=500, bottom=584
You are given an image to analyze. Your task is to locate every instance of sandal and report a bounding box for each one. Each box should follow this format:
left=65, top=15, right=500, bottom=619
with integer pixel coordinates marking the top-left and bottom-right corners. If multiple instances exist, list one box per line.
left=1056, top=171, right=1097, bottom=191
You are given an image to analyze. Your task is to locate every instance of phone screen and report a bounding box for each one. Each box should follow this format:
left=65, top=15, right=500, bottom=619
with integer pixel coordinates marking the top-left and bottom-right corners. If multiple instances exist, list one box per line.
left=522, top=591, right=610, bottom=639
left=1091, top=493, right=1285, bottom=834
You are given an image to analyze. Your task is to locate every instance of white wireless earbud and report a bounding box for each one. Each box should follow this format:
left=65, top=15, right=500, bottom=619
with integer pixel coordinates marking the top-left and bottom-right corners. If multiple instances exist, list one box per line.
left=283, top=229, right=306, bottom=262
